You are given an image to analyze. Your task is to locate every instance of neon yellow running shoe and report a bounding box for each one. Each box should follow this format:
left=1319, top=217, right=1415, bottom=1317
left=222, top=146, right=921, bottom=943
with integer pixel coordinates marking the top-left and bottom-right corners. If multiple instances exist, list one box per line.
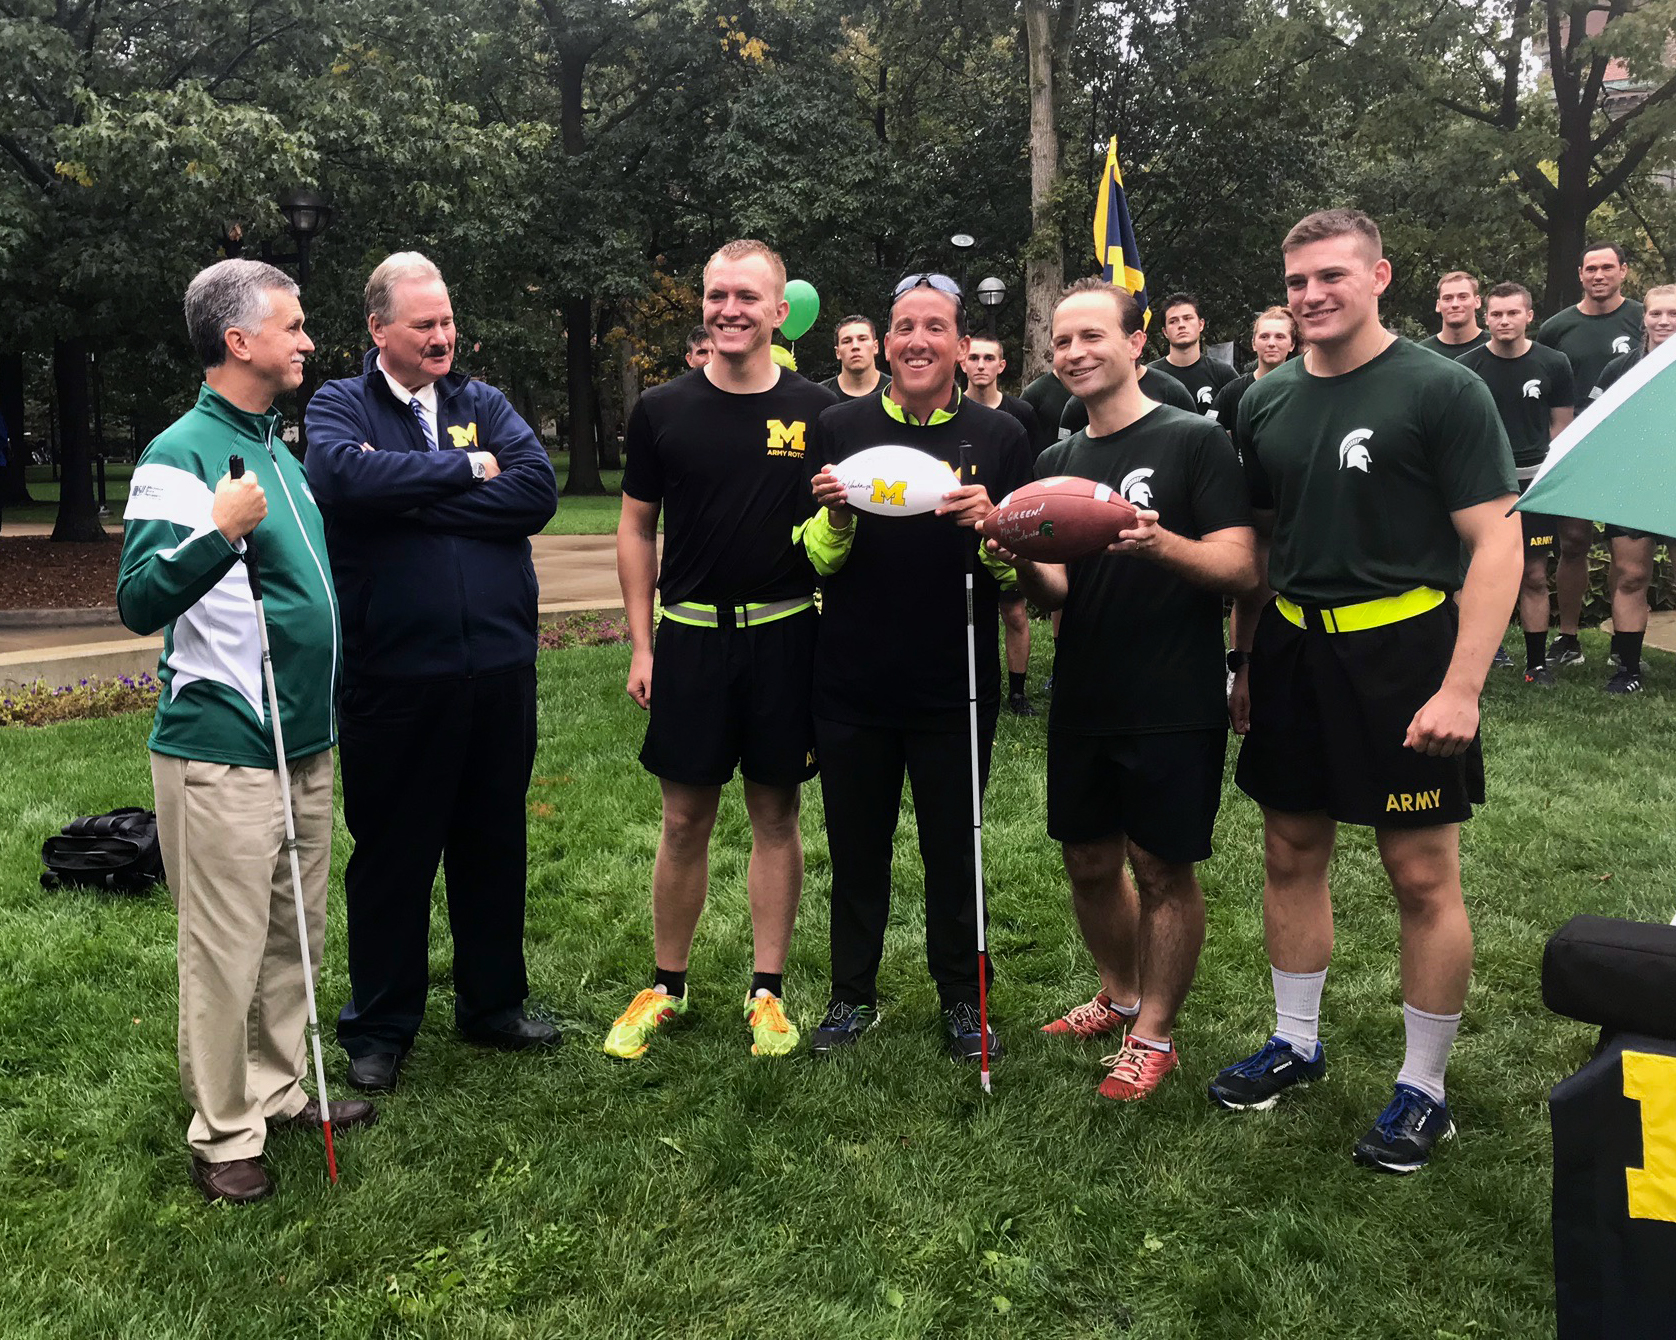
left=602, top=987, right=688, bottom=1059
left=744, top=990, right=800, bottom=1057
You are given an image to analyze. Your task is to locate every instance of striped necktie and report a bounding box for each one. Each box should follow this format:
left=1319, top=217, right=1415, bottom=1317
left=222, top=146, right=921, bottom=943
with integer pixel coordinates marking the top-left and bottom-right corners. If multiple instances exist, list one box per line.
left=410, top=397, right=438, bottom=451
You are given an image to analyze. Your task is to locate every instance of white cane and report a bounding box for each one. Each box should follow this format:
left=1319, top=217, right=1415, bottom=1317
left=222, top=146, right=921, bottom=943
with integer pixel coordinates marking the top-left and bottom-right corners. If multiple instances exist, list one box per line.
left=229, top=455, right=339, bottom=1184
left=958, top=442, right=993, bottom=1093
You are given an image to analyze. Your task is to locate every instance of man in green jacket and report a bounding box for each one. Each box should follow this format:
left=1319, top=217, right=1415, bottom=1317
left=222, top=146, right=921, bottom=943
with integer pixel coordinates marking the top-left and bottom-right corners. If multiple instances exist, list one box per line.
left=118, top=258, right=375, bottom=1205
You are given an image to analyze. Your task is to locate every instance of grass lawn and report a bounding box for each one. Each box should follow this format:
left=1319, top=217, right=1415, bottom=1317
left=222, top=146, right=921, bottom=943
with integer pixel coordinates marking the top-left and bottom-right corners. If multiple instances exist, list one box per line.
left=1, top=627, right=1668, bottom=1336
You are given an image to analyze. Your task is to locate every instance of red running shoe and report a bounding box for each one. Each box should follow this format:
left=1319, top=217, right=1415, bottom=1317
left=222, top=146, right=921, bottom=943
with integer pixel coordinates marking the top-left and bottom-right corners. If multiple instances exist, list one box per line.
left=1098, top=1036, right=1179, bottom=1101
left=1040, top=991, right=1131, bottom=1040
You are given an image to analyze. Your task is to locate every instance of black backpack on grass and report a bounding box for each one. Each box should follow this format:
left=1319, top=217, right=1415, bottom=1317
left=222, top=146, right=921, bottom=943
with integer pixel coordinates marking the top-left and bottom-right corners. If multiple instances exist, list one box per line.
left=40, top=808, right=165, bottom=895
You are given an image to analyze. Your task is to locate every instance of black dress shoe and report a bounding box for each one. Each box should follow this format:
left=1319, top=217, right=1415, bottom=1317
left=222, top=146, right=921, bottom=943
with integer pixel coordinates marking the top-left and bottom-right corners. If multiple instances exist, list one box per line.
left=461, top=1012, right=562, bottom=1051
left=345, top=1051, right=404, bottom=1092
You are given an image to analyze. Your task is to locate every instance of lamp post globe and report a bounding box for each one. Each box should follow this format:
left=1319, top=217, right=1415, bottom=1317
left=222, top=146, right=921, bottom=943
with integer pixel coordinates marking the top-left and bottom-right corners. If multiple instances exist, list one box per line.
left=976, top=277, right=1006, bottom=309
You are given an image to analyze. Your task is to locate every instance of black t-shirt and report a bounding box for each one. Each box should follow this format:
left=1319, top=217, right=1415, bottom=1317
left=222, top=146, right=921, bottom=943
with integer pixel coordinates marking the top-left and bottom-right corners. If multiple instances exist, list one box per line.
left=1418, top=331, right=1490, bottom=360
left=1237, top=340, right=1516, bottom=605
left=1538, top=300, right=1645, bottom=409
left=622, top=368, right=838, bottom=604
left=1144, top=354, right=1239, bottom=414
left=819, top=372, right=891, bottom=402
left=1455, top=342, right=1575, bottom=473
left=1210, top=370, right=1257, bottom=432
left=977, top=392, right=1039, bottom=441
left=1060, top=367, right=1196, bottom=440
left=1038, top=407, right=1250, bottom=736
left=1021, top=373, right=1072, bottom=453
left=812, top=394, right=1033, bottom=729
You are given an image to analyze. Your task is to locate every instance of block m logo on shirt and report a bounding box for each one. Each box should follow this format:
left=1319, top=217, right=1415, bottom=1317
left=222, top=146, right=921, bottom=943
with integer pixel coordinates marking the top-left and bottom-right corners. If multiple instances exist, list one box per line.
left=766, top=420, right=807, bottom=457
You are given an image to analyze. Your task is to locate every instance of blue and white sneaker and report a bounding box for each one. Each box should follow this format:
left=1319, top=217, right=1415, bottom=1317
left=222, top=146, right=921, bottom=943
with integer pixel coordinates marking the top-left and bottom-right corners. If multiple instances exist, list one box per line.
left=943, top=1001, right=1004, bottom=1063
left=1207, top=1036, right=1325, bottom=1111
left=811, top=1000, right=880, bottom=1055
left=1352, top=1083, right=1455, bottom=1174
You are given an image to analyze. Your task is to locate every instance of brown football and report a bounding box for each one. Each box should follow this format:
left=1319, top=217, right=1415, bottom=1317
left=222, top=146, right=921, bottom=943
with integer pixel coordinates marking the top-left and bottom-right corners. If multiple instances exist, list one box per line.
left=983, top=476, right=1140, bottom=562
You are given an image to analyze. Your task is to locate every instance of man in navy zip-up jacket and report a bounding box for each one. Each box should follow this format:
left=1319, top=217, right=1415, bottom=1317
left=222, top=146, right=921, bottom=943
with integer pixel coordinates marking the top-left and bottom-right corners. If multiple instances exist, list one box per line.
left=306, top=251, right=559, bottom=1091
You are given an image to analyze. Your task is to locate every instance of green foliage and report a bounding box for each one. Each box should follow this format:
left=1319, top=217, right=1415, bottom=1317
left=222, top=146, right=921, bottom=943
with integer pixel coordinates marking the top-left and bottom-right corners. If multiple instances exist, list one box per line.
left=0, top=674, right=161, bottom=728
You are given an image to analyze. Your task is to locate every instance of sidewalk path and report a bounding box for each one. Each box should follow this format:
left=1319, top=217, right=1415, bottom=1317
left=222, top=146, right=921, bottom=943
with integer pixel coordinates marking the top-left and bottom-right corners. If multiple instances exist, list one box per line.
left=1, top=534, right=637, bottom=686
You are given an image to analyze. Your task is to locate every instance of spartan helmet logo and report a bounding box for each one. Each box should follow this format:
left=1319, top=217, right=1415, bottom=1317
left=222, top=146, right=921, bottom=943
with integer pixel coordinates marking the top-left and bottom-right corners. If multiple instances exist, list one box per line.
left=1120, top=467, right=1156, bottom=508
left=1196, top=385, right=1214, bottom=404
left=1613, top=336, right=1633, bottom=354
left=1338, top=428, right=1373, bottom=472
left=1522, top=379, right=1543, bottom=399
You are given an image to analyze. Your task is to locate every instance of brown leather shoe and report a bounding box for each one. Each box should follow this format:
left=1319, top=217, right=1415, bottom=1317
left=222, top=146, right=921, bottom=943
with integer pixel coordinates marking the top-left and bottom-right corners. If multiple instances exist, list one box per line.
left=269, top=1097, right=379, bottom=1133
left=189, top=1156, right=272, bottom=1205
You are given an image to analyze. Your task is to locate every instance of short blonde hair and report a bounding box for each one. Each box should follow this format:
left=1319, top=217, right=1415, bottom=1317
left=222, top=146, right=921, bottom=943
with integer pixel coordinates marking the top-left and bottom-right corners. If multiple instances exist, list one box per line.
left=703, top=239, right=787, bottom=296
left=366, top=252, right=445, bottom=324
left=1437, top=271, right=1479, bottom=295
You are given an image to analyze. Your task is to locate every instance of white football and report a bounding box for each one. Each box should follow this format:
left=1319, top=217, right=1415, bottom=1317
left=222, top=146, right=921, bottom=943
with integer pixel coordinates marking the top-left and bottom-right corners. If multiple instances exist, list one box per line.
left=831, top=444, right=962, bottom=518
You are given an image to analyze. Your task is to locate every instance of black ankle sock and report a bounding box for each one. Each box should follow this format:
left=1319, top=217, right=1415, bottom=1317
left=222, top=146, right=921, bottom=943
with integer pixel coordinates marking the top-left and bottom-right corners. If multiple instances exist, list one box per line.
left=750, top=971, right=783, bottom=998
left=654, top=967, right=686, bottom=998
left=1008, top=671, right=1026, bottom=696
left=1612, top=630, right=1645, bottom=673
left=1525, top=631, right=1547, bottom=669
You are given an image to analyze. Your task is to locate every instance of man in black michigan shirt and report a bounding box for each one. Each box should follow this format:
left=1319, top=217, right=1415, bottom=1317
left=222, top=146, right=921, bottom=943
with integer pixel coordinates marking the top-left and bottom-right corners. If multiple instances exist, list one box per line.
left=613, top=239, right=838, bottom=1062
left=804, top=275, right=1031, bottom=1064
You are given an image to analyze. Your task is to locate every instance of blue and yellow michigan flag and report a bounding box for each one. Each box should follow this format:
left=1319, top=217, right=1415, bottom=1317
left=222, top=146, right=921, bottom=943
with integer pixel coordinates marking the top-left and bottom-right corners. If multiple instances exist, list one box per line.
left=1093, top=136, right=1149, bottom=329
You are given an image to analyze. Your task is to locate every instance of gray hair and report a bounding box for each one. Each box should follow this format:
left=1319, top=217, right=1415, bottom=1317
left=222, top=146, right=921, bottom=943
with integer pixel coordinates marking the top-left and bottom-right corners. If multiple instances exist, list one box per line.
left=184, top=259, right=298, bottom=368
left=365, top=251, right=445, bottom=324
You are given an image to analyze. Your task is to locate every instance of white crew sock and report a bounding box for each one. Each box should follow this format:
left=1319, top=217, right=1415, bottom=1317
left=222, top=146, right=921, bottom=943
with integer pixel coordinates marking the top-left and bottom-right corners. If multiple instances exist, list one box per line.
left=1272, top=966, right=1326, bottom=1058
left=1395, top=1003, right=1461, bottom=1104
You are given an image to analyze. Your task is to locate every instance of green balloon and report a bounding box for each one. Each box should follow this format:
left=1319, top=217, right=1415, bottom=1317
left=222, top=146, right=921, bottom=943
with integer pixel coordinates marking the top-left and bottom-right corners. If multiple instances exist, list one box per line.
left=782, top=279, right=820, bottom=341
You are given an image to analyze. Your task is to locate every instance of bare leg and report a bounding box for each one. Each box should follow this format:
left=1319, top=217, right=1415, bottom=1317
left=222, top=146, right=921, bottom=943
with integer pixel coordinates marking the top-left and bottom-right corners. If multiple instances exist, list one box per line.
left=742, top=779, right=802, bottom=974
left=1127, top=845, right=1206, bottom=1042
left=1518, top=551, right=1550, bottom=634
left=1002, top=598, right=1030, bottom=675
left=1261, top=807, right=1336, bottom=973
left=1376, top=824, right=1472, bottom=1015
left=1555, top=517, right=1593, bottom=636
left=1061, top=837, right=1140, bottom=1008
left=651, top=780, right=721, bottom=971
left=1610, top=535, right=1654, bottom=635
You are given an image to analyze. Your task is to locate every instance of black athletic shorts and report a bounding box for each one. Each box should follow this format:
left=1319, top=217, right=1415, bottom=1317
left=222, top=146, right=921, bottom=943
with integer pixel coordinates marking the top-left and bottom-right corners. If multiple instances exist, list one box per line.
left=1047, top=728, right=1226, bottom=862
left=1515, top=480, right=1557, bottom=557
left=639, top=606, right=818, bottom=787
left=1235, top=599, right=1485, bottom=829
left=1604, top=523, right=1659, bottom=543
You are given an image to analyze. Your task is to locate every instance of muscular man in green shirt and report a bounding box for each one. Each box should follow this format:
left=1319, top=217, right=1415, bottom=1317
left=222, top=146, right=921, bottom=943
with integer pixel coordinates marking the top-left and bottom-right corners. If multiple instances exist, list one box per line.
left=1216, top=209, right=1521, bottom=1174
left=1417, top=271, right=1488, bottom=359
left=1536, top=241, right=1645, bottom=669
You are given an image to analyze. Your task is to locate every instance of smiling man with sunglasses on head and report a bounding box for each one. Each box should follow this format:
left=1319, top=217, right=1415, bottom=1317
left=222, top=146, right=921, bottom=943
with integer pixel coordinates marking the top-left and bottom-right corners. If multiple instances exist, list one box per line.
left=803, top=273, right=1033, bottom=1064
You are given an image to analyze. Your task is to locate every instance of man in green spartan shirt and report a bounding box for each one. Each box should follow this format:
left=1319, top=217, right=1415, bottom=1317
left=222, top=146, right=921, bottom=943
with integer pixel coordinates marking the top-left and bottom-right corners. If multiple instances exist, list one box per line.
left=1537, top=241, right=1645, bottom=670
left=1457, top=283, right=1574, bottom=687
left=1582, top=283, right=1676, bottom=694
left=1418, top=271, right=1488, bottom=359
left=1216, top=209, right=1520, bottom=1174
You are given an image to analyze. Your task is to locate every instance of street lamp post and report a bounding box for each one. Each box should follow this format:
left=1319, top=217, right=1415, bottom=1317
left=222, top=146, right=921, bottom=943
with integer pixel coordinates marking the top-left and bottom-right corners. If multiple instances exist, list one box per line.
left=976, top=276, right=1007, bottom=335
left=950, top=233, right=975, bottom=299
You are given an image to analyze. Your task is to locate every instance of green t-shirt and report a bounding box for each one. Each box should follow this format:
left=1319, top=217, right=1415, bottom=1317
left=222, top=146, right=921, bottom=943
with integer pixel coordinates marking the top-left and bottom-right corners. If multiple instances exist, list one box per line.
left=1418, top=331, right=1489, bottom=360
left=1455, top=342, right=1574, bottom=474
left=1038, top=407, right=1250, bottom=735
left=1537, top=300, right=1645, bottom=409
left=1236, top=340, right=1516, bottom=606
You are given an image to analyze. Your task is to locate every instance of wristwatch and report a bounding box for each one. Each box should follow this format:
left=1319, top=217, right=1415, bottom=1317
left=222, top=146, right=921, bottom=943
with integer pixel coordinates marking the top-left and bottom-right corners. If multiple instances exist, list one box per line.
left=1226, top=649, right=1249, bottom=673
left=469, top=455, right=487, bottom=482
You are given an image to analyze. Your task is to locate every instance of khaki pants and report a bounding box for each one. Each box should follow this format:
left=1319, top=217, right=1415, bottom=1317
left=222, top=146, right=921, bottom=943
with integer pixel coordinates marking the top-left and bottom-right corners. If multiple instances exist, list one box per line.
left=151, top=750, right=332, bottom=1162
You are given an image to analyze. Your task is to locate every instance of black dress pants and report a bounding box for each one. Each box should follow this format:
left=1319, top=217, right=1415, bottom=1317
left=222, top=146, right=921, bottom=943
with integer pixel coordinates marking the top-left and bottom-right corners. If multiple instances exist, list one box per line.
left=335, top=664, right=537, bottom=1055
left=816, top=712, right=996, bottom=1009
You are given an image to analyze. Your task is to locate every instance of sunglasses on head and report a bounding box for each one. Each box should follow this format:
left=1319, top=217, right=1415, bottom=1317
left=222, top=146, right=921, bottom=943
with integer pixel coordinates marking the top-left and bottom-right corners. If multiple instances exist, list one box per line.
left=892, top=273, right=964, bottom=301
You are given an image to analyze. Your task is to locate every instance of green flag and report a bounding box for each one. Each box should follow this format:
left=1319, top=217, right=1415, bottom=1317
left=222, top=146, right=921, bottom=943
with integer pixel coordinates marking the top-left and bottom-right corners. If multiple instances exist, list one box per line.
left=1518, top=335, right=1676, bottom=535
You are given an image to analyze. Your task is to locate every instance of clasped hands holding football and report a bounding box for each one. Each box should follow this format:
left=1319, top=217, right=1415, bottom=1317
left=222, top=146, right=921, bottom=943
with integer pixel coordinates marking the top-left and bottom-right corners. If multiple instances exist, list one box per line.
left=808, top=466, right=1162, bottom=555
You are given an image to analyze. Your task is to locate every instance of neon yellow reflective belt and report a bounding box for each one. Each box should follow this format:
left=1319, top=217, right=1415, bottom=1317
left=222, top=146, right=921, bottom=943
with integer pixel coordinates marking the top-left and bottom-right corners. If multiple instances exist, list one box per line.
left=662, top=597, right=814, bottom=629
left=1275, top=586, right=1446, bottom=634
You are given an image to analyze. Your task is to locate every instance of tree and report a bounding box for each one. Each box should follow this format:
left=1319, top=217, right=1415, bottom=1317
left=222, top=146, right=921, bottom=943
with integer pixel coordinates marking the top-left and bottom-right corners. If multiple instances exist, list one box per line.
left=1022, top=0, right=1084, bottom=378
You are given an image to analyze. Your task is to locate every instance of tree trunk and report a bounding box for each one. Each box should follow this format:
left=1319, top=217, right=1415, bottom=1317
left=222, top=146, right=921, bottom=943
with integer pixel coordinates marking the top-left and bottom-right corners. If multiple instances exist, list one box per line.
left=595, top=302, right=621, bottom=471
left=563, top=295, right=603, bottom=495
left=1022, top=0, right=1065, bottom=381
left=0, top=352, right=32, bottom=508
left=1545, top=98, right=1595, bottom=311
left=51, top=336, right=106, bottom=543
